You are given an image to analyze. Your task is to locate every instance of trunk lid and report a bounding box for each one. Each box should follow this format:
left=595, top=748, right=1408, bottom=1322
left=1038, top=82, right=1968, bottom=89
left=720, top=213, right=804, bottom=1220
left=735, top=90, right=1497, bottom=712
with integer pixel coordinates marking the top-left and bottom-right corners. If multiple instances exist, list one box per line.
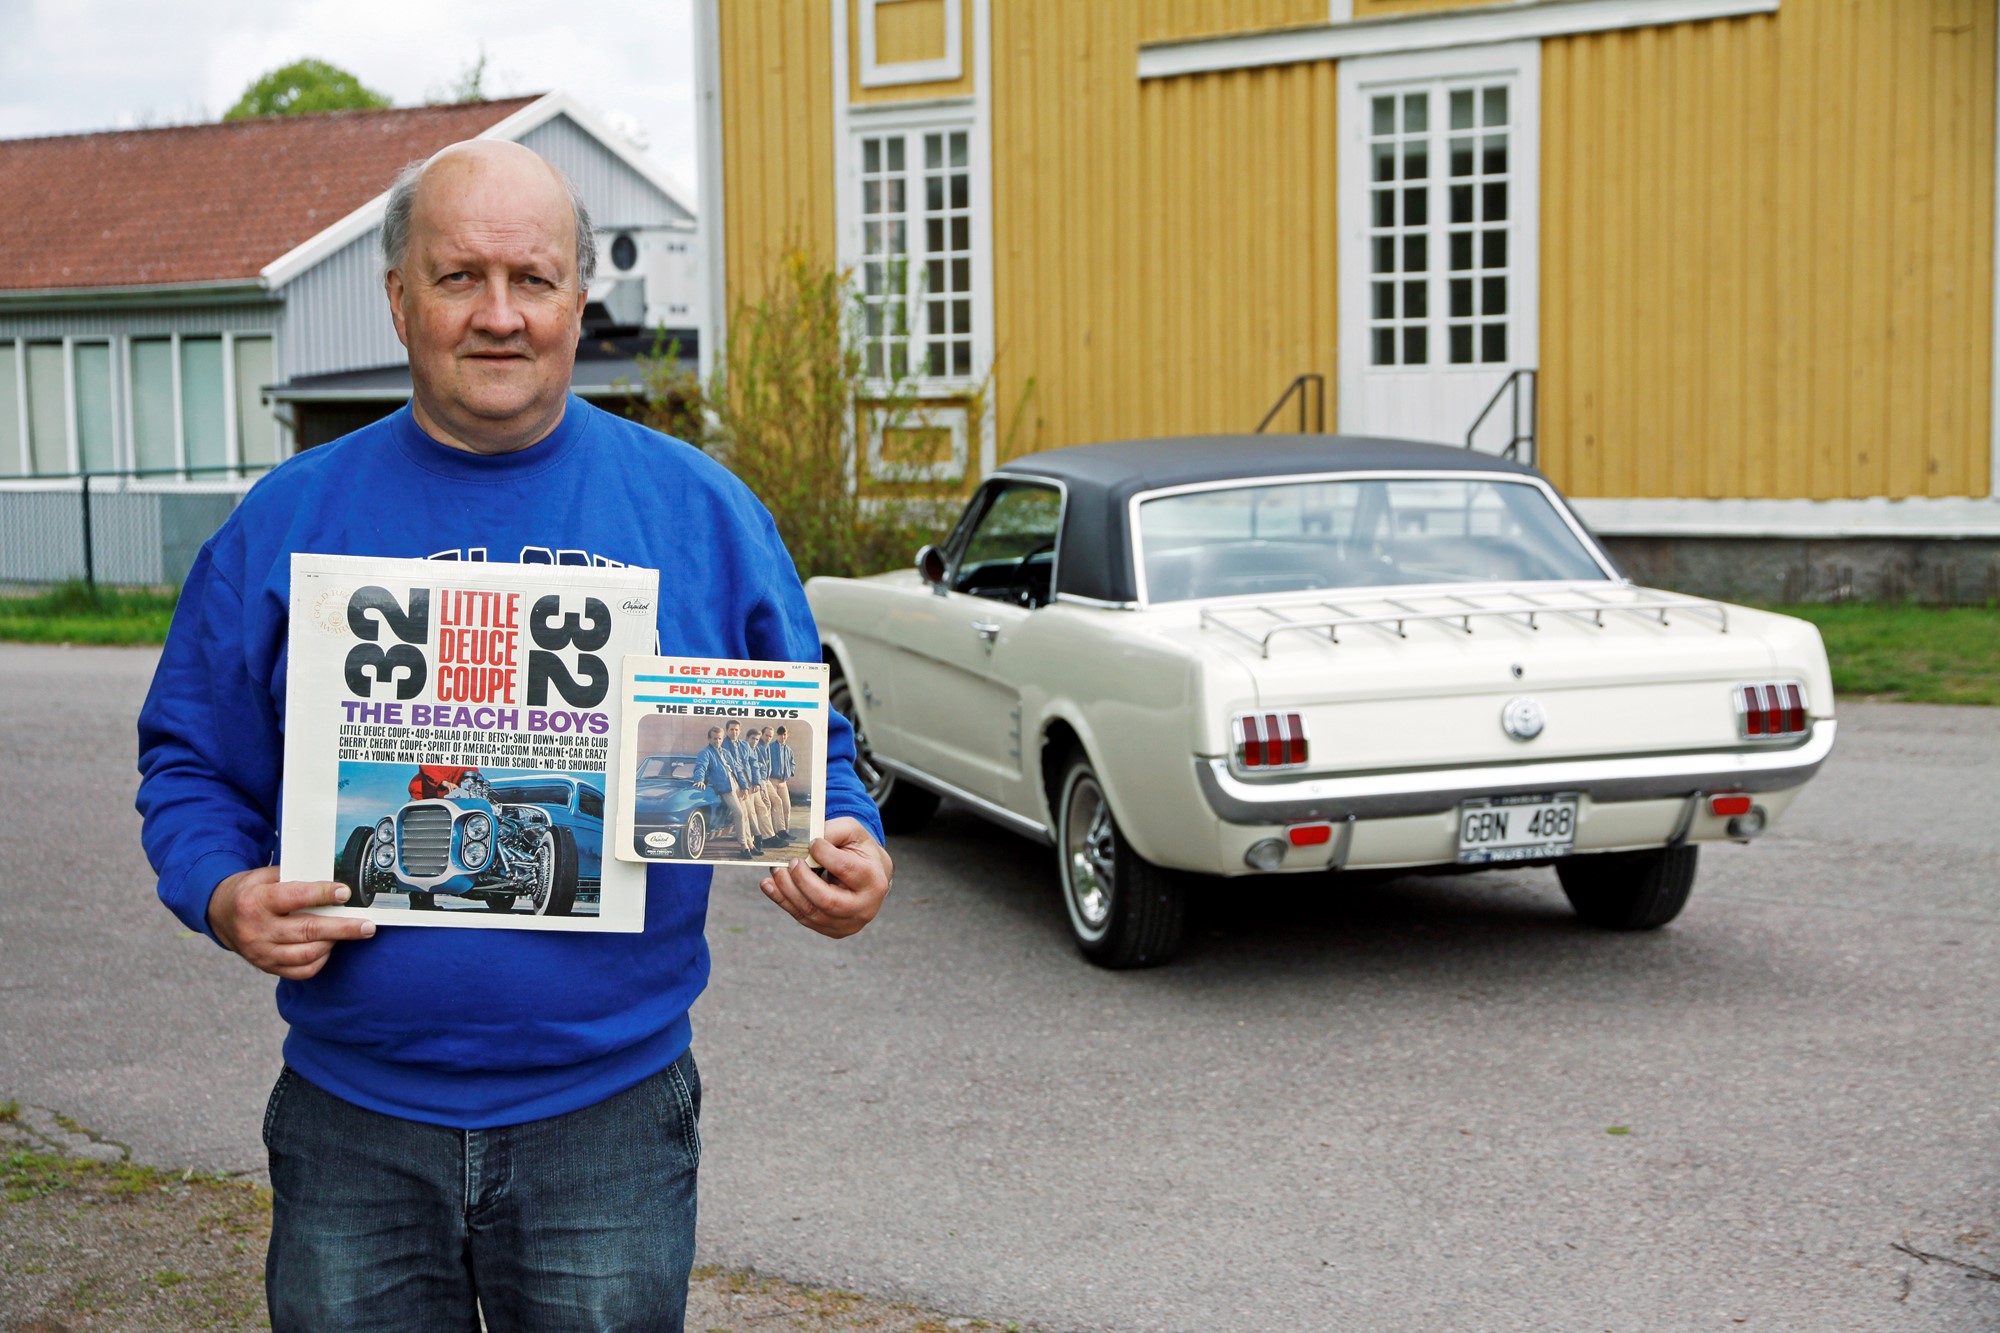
left=1156, top=585, right=1781, bottom=771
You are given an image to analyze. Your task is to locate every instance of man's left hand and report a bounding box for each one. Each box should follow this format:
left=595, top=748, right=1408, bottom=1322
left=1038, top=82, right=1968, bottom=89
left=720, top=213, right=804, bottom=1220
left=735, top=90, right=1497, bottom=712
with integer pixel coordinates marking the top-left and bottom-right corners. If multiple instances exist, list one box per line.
left=760, top=817, right=892, bottom=939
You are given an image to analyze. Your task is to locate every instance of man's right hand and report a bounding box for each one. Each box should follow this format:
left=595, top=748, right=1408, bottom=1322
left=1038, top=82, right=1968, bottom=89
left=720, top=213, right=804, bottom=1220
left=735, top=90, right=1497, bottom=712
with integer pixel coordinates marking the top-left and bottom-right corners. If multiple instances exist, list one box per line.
left=207, top=867, right=376, bottom=980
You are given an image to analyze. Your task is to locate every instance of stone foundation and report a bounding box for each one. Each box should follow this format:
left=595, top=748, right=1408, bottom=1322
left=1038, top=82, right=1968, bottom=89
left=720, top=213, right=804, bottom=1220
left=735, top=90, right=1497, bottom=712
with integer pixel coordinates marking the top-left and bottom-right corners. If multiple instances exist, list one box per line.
left=1600, top=535, right=2000, bottom=605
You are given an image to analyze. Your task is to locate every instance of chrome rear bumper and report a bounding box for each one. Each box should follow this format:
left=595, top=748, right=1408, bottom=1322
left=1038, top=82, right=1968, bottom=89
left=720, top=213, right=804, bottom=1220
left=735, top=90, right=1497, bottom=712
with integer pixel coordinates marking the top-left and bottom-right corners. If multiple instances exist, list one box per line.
left=1195, top=722, right=1836, bottom=825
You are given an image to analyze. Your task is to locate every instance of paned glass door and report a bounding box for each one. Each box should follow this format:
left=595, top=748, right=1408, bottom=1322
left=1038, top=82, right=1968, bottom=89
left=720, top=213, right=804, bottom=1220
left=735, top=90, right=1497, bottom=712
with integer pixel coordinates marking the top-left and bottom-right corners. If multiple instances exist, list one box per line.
left=1339, top=46, right=1538, bottom=450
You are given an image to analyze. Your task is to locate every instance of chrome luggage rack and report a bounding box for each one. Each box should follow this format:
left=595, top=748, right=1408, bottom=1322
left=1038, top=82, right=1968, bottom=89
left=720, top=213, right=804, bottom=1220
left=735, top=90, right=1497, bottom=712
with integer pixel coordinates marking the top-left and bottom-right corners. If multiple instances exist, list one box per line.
left=1199, top=586, right=1730, bottom=657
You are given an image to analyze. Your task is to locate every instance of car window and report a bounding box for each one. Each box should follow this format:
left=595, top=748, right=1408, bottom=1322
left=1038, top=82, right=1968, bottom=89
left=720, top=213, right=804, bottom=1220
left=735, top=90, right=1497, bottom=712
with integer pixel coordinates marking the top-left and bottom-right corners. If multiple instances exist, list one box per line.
left=951, top=483, right=1061, bottom=606
left=1138, top=478, right=1606, bottom=602
left=579, top=786, right=604, bottom=819
left=487, top=781, right=573, bottom=806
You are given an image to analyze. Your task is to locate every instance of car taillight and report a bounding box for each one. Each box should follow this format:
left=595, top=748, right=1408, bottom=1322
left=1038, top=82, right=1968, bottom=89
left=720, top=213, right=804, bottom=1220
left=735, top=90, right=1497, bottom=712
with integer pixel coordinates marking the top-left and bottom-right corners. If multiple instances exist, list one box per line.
left=1709, top=793, right=1753, bottom=817
left=1735, top=681, right=1809, bottom=740
left=1234, top=712, right=1308, bottom=770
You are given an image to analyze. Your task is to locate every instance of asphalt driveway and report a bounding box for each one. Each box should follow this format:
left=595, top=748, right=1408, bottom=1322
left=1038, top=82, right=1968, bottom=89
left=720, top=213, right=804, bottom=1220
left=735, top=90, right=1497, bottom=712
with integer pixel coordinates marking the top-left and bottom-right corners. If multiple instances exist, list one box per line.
left=1, top=643, right=1994, bottom=1331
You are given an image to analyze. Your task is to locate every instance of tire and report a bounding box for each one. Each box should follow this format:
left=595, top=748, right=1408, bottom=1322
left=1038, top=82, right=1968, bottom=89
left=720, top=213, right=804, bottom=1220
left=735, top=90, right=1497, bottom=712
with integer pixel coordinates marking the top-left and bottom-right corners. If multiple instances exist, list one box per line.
left=1054, top=754, right=1187, bottom=969
left=482, top=895, right=517, bottom=913
left=677, top=811, right=708, bottom=861
left=408, top=891, right=437, bottom=911
left=336, top=827, right=378, bottom=908
left=531, top=827, right=580, bottom=917
left=1557, top=844, right=1699, bottom=931
left=830, top=673, right=939, bottom=834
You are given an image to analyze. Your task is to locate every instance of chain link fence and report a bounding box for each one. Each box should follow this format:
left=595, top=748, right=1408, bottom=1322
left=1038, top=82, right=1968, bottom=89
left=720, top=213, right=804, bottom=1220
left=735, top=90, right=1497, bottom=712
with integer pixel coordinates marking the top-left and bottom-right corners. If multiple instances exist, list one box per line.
left=0, top=467, right=273, bottom=589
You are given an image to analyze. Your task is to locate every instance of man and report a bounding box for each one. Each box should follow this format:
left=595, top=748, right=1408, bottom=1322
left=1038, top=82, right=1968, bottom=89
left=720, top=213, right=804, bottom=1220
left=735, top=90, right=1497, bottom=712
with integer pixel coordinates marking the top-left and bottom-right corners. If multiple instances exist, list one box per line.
left=748, top=723, right=787, bottom=847
left=761, top=726, right=794, bottom=840
left=720, top=718, right=775, bottom=850
left=135, top=140, right=890, bottom=1332
left=692, top=723, right=759, bottom=856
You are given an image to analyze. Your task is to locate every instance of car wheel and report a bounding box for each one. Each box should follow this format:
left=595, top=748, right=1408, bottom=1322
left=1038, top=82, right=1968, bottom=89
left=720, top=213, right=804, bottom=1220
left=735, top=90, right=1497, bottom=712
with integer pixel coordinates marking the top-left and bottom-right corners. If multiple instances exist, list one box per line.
left=830, top=673, right=939, bottom=834
left=1055, top=754, right=1187, bottom=969
left=531, top=827, right=580, bottom=916
left=408, top=891, right=437, bottom=911
left=1556, top=844, right=1699, bottom=930
left=337, top=827, right=377, bottom=909
left=678, top=811, right=708, bottom=860
left=483, top=895, right=516, bottom=913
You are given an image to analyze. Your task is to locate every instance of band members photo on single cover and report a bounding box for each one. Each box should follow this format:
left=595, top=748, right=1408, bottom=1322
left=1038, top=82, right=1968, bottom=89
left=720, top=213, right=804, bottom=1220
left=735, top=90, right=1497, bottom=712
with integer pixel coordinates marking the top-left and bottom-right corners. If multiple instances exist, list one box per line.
left=627, top=714, right=816, bottom=863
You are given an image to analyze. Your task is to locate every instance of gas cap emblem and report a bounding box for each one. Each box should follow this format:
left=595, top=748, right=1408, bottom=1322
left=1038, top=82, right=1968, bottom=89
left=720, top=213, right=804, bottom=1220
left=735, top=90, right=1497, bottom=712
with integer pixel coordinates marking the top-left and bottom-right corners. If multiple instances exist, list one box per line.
left=1501, top=696, right=1546, bottom=741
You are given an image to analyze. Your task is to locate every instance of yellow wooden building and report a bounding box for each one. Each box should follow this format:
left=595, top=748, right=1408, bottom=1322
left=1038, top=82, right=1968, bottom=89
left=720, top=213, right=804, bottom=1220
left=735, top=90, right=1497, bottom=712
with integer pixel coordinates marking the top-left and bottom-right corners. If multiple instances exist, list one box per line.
left=694, top=0, right=2000, bottom=595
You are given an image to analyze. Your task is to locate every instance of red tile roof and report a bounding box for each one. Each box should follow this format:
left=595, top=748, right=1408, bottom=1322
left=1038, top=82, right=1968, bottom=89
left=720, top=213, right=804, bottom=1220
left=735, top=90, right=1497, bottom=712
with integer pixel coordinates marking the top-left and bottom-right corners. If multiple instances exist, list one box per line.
left=0, top=97, right=541, bottom=293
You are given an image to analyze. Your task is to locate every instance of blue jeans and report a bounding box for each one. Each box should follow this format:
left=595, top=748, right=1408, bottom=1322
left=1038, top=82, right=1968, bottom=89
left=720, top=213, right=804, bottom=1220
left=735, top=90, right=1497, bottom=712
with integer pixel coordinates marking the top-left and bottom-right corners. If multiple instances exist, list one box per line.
left=263, top=1050, right=701, bottom=1332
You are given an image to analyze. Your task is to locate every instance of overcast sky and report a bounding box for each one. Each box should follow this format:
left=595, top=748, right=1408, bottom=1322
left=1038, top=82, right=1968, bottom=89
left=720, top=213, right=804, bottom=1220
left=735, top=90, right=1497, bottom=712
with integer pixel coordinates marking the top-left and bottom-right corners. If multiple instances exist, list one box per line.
left=0, top=0, right=700, bottom=201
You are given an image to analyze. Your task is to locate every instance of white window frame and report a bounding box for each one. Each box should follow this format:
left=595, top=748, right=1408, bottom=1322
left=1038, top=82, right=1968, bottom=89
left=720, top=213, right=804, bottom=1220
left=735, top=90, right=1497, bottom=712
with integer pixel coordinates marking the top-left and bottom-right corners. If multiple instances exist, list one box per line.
left=8, top=339, right=27, bottom=476
left=858, top=0, right=963, bottom=88
left=867, top=402, right=969, bottom=482
left=839, top=101, right=988, bottom=397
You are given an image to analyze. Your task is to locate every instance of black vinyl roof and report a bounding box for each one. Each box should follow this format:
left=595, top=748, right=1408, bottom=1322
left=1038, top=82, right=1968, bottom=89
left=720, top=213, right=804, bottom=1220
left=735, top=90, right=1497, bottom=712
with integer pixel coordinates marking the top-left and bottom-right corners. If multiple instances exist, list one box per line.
left=993, top=434, right=1549, bottom=604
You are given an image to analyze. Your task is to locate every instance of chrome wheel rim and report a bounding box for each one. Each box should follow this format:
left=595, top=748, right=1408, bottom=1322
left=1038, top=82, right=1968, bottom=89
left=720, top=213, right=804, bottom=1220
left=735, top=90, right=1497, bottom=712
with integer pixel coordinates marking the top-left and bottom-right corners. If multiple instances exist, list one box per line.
left=685, top=811, right=706, bottom=859
left=530, top=839, right=553, bottom=913
left=832, top=682, right=893, bottom=803
left=1063, top=774, right=1115, bottom=934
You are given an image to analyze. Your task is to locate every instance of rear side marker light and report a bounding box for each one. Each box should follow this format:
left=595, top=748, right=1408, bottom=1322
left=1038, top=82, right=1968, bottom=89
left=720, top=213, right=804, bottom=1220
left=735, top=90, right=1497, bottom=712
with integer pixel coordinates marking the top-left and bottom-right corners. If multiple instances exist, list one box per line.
left=1735, top=681, right=1810, bottom=741
left=1287, top=822, right=1333, bottom=847
left=1234, top=712, right=1309, bottom=771
left=1710, top=793, right=1753, bottom=817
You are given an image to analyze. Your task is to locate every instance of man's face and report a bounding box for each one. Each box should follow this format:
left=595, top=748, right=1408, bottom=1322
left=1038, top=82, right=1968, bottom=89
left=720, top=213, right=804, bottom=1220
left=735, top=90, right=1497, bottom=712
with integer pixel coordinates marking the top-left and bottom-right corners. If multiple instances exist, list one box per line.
left=725, top=722, right=740, bottom=741
left=386, top=143, right=586, bottom=454
left=706, top=729, right=721, bottom=746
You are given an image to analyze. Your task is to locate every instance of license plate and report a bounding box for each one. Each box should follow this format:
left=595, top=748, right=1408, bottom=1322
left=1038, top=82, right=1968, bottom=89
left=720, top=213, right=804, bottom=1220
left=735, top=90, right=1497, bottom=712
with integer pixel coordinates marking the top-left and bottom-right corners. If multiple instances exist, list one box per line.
left=1456, top=793, right=1578, bottom=864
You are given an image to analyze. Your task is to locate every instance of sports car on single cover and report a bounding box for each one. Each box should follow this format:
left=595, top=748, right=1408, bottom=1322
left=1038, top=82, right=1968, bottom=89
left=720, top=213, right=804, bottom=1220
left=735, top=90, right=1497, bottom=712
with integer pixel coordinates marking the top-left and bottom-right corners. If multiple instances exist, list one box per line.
left=808, top=435, right=1835, bottom=969
left=629, top=752, right=732, bottom=860
left=337, top=772, right=605, bottom=916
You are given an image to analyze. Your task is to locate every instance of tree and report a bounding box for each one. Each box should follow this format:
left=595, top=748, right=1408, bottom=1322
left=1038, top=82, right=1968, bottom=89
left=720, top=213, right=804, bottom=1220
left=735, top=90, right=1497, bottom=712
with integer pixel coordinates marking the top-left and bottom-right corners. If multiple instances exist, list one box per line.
left=223, top=60, right=390, bottom=120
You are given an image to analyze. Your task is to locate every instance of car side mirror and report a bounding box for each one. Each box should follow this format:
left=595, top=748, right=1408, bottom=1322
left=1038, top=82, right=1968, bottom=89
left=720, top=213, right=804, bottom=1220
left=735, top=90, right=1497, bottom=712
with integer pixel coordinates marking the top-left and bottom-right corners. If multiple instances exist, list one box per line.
left=916, top=544, right=948, bottom=591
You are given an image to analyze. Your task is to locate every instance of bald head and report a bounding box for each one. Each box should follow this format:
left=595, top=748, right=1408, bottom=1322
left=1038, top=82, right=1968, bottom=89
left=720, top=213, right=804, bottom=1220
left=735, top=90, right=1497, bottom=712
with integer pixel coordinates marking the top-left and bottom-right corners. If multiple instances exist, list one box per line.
left=383, top=140, right=596, bottom=288
left=381, top=138, right=596, bottom=454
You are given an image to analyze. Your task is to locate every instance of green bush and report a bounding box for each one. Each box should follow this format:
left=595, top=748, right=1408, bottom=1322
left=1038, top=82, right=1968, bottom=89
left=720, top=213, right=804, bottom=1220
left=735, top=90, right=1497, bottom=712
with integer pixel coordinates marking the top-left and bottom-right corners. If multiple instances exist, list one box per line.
left=635, top=250, right=957, bottom=581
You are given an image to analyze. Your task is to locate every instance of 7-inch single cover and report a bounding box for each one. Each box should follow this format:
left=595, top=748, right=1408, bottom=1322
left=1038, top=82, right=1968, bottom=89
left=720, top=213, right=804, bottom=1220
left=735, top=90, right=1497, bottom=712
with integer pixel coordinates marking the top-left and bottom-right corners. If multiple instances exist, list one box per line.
left=281, top=554, right=659, bottom=931
left=612, top=656, right=829, bottom=866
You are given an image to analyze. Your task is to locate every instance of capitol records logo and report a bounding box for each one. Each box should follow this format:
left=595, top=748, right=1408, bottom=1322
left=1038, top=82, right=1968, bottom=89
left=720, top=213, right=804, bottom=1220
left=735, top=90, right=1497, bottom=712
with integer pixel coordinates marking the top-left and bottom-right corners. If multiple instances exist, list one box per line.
left=621, top=598, right=653, bottom=614
left=1501, top=696, right=1546, bottom=741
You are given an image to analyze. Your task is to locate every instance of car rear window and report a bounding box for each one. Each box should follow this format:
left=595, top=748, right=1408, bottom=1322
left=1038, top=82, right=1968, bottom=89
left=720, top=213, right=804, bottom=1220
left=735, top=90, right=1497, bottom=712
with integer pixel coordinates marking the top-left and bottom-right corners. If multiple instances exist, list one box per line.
left=1137, top=477, right=1607, bottom=603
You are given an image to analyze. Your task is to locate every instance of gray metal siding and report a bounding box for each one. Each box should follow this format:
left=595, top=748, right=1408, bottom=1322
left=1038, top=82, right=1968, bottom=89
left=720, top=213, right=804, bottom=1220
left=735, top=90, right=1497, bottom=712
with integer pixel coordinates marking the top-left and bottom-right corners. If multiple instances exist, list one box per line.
left=276, top=230, right=404, bottom=381
left=0, top=303, right=282, bottom=341
left=0, top=485, right=244, bottom=587
left=520, top=115, right=692, bottom=228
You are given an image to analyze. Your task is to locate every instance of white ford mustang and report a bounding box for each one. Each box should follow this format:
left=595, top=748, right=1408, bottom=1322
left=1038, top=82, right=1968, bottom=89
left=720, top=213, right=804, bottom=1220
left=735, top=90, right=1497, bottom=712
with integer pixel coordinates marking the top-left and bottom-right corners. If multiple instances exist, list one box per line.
left=808, top=436, right=1835, bottom=968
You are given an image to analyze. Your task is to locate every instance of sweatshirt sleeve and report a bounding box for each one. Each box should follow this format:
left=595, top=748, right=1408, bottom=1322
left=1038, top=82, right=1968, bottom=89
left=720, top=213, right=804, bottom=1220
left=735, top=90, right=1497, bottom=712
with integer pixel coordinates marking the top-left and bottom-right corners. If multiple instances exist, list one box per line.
left=740, top=508, right=887, bottom=846
left=136, top=538, right=285, bottom=942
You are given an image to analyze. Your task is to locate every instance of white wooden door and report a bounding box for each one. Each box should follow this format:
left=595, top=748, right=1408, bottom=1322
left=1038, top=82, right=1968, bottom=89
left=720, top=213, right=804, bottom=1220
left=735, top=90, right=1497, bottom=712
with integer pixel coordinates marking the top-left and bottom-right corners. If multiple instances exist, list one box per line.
left=1338, top=43, right=1539, bottom=453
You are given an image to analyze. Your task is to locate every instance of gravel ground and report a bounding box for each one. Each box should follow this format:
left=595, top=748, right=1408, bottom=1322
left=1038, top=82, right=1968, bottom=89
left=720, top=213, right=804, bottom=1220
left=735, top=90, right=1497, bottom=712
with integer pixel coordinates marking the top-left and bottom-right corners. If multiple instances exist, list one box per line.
left=0, top=1107, right=1048, bottom=1333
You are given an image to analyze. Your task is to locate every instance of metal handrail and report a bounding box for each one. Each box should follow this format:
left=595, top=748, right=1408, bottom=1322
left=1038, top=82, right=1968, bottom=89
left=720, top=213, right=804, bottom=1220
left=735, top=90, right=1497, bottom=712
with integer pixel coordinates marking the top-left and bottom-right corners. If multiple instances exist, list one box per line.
left=1200, top=585, right=1729, bottom=657
left=1465, top=368, right=1537, bottom=464
left=1255, top=373, right=1326, bottom=434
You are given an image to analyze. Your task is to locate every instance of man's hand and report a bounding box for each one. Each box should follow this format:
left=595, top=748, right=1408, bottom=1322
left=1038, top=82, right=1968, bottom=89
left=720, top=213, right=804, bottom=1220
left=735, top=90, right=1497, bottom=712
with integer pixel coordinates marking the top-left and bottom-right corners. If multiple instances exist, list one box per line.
left=207, top=867, right=376, bottom=980
left=759, top=817, right=892, bottom=939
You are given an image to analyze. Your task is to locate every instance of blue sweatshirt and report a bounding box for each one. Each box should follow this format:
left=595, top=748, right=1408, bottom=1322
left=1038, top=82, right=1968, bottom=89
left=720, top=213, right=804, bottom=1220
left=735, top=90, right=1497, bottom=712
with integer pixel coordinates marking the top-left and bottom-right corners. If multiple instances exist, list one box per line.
left=135, top=398, right=883, bottom=1128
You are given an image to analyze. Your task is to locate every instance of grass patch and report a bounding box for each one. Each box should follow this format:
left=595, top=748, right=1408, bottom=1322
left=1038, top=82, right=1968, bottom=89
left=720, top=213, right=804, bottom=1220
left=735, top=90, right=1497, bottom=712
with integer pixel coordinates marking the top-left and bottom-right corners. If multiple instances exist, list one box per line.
left=1769, top=603, right=2000, bottom=706
left=0, top=581, right=179, bottom=645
